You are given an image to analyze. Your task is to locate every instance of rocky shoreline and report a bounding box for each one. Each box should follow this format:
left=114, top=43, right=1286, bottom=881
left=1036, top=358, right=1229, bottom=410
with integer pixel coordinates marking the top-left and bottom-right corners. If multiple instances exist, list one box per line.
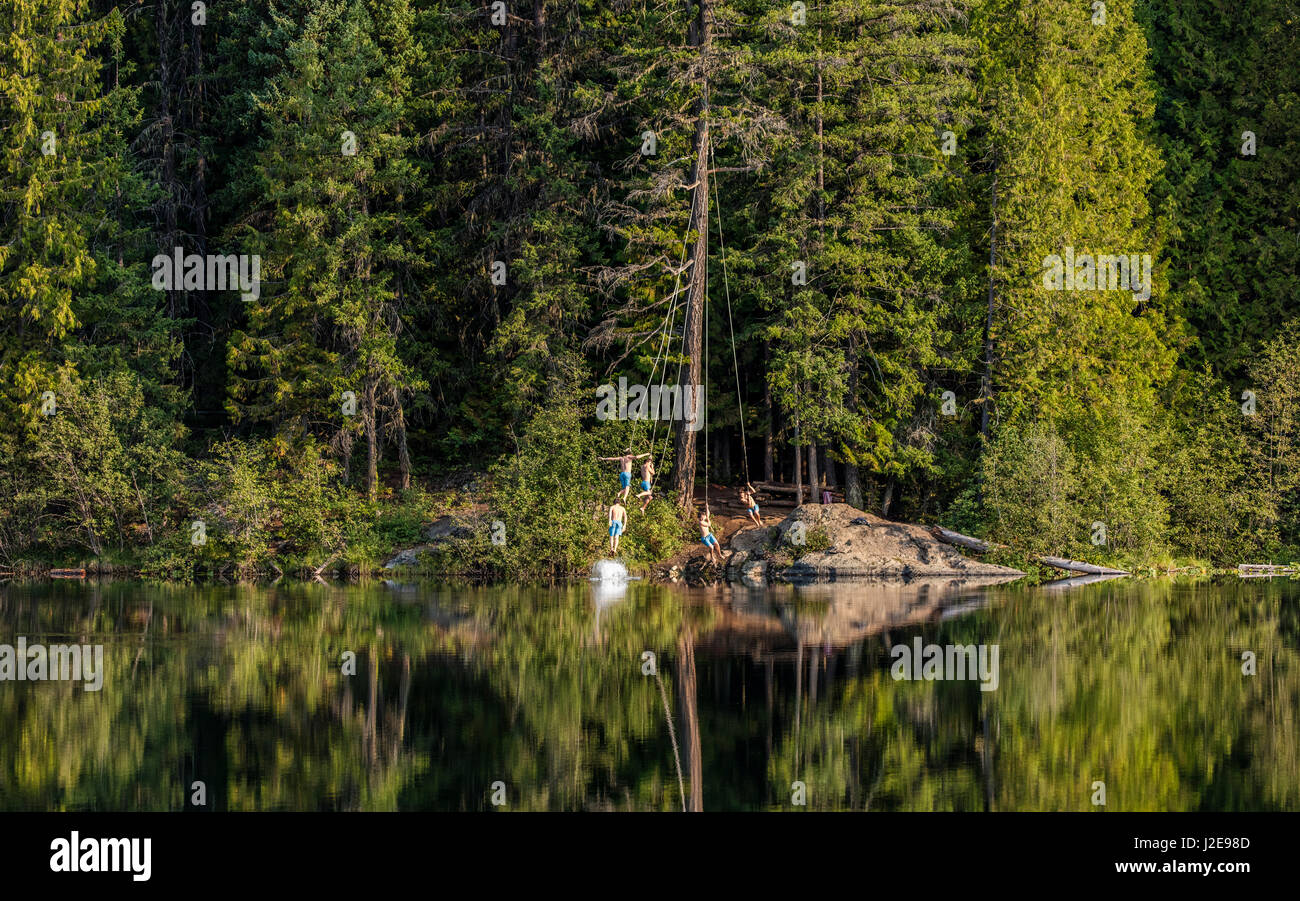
left=659, top=503, right=1025, bottom=586
left=387, top=502, right=1026, bottom=586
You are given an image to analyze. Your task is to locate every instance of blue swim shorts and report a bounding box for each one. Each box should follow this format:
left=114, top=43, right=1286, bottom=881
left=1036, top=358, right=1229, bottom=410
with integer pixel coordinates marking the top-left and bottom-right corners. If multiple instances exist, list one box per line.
left=609, top=521, right=624, bottom=537
left=619, top=472, right=631, bottom=489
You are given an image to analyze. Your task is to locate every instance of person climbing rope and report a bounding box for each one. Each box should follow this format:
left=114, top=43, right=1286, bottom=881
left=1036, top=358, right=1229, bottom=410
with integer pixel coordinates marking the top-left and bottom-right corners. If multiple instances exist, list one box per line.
left=699, top=506, right=722, bottom=565
left=739, top=482, right=761, bottom=528
left=608, top=497, right=627, bottom=555
left=598, top=449, right=651, bottom=503
left=635, top=457, right=656, bottom=512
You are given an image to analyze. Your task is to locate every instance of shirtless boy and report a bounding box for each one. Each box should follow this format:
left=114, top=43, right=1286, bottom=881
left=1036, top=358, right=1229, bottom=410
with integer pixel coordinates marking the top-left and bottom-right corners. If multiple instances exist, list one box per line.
left=635, top=458, right=656, bottom=512
left=739, top=482, right=762, bottom=528
left=699, top=506, right=722, bottom=565
left=598, top=449, right=652, bottom=502
left=608, top=499, right=627, bottom=554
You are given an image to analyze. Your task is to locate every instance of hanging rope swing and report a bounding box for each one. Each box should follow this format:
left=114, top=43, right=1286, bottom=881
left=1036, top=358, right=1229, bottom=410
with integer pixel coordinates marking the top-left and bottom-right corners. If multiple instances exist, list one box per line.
left=710, top=137, right=750, bottom=489
left=629, top=127, right=749, bottom=512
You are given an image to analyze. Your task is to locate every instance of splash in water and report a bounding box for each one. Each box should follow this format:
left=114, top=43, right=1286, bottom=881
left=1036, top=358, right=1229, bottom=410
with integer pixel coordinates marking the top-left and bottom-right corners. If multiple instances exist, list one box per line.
left=590, top=559, right=630, bottom=582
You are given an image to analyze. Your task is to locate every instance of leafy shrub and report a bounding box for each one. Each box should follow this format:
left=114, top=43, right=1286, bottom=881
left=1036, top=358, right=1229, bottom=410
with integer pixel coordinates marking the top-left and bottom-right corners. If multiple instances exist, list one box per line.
left=442, top=383, right=684, bottom=578
left=15, top=367, right=186, bottom=558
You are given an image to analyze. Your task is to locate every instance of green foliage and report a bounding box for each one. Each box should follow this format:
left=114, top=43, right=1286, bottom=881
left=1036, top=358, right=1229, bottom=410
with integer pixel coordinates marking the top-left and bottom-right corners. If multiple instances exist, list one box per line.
left=455, top=385, right=684, bottom=578
left=1144, top=0, right=1300, bottom=380
left=12, top=368, right=185, bottom=559
left=1, top=0, right=1299, bottom=571
left=791, top=526, right=832, bottom=560
left=1162, top=369, right=1264, bottom=562
left=227, top=0, right=429, bottom=499
left=192, top=439, right=357, bottom=573
left=981, top=420, right=1079, bottom=555
left=1244, top=320, right=1300, bottom=554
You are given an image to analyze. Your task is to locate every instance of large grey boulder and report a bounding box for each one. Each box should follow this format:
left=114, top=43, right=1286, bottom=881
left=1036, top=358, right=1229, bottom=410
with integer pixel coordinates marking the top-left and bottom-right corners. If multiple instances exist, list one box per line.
left=384, top=514, right=477, bottom=570
left=425, top=515, right=474, bottom=542
left=730, top=504, right=1023, bottom=583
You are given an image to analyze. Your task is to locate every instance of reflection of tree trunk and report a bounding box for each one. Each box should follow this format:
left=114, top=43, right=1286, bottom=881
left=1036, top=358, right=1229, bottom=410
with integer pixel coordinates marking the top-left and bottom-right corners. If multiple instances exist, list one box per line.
left=365, top=651, right=378, bottom=770
left=809, top=646, right=818, bottom=704
left=982, top=710, right=994, bottom=812
left=392, top=652, right=410, bottom=762
left=794, top=638, right=803, bottom=770
left=188, top=693, right=228, bottom=812
left=677, top=630, right=703, bottom=811
left=765, top=657, right=774, bottom=762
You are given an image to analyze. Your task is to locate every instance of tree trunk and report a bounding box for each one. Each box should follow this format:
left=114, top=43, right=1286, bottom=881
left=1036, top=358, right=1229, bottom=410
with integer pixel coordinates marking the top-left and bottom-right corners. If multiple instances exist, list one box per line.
left=672, top=0, right=712, bottom=509
left=846, top=465, right=862, bottom=509
left=981, top=169, right=997, bottom=440
left=363, top=374, right=379, bottom=502
left=793, top=414, right=804, bottom=506
left=807, top=440, right=819, bottom=494
left=339, top=429, right=354, bottom=487
left=881, top=477, right=895, bottom=518
left=763, top=345, right=774, bottom=482
left=392, top=387, right=411, bottom=490
left=845, top=336, right=863, bottom=508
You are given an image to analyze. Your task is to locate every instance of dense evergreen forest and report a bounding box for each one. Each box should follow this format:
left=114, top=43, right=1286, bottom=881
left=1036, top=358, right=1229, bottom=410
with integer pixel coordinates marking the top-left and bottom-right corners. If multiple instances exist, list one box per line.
left=2, top=0, right=1297, bottom=576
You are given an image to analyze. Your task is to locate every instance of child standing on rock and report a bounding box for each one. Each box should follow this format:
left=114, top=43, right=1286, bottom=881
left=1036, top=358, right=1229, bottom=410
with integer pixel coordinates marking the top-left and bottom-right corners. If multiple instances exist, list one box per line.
left=739, top=482, right=762, bottom=527
left=699, top=506, right=722, bottom=565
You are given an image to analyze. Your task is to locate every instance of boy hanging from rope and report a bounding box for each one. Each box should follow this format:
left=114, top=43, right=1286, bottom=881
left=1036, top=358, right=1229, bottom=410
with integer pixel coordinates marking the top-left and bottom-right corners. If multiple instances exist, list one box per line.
left=598, top=449, right=651, bottom=503
left=634, top=457, right=656, bottom=512
left=699, top=506, right=722, bottom=565
left=739, top=482, right=762, bottom=528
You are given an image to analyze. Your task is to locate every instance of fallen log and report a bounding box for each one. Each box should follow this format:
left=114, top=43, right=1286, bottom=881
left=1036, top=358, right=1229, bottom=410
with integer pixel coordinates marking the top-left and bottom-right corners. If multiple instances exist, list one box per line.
left=1034, top=556, right=1129, bottom=576
left=1238, top=563, right=1299, bottom=577
left=930, top=526, right=1129, bottom=576
left=750, top=480, right=844, bottom=500
left=49, top=568, right=87, bottom=579
left=311, top=552, right=341, bottom=578
left=929, top=526, right=1006, bottom=554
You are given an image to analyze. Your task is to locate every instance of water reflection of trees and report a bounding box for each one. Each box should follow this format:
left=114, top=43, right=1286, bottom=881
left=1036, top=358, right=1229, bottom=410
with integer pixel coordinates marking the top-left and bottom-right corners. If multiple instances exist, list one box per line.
left=0, top=578, right=1295, bottom=811
left=745, top=579, right=1300, bottom=811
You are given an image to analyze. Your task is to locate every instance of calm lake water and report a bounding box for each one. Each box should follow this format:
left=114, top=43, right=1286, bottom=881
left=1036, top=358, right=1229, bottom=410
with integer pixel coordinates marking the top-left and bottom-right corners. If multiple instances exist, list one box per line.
left=1, top=576, right=1296, bottom=812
